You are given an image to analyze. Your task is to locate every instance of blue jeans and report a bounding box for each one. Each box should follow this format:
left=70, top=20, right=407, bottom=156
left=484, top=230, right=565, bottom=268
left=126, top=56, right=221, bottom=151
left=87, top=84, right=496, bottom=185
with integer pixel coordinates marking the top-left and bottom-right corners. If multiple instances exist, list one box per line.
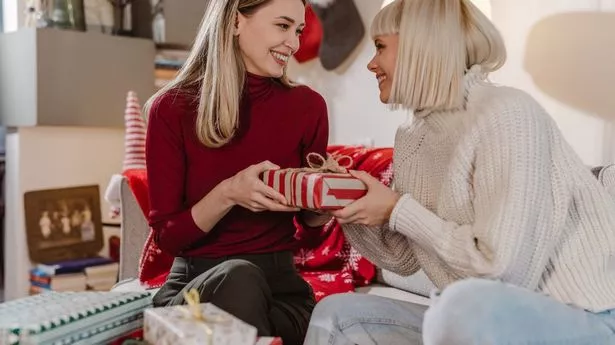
left=303, top=278, right=615, bottom=345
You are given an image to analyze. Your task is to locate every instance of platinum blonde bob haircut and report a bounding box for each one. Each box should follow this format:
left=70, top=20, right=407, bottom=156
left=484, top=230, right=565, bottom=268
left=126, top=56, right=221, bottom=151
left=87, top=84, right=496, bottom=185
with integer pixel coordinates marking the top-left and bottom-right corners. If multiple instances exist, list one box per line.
left=372, top=0, right=506, bottom=111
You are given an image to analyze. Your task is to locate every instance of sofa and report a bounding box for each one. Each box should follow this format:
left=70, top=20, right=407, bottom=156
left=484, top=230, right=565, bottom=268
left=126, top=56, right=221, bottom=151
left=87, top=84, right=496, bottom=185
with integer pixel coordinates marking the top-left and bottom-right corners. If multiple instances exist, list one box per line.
left=111, top=145, right=436, bottom=306
left=111, top=145, right=615, bottom=308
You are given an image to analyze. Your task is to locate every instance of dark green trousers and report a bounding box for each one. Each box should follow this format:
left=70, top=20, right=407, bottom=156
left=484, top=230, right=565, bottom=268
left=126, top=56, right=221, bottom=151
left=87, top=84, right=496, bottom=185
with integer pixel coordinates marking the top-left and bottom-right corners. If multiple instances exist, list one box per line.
left=152, top=251, right=315, bottom=345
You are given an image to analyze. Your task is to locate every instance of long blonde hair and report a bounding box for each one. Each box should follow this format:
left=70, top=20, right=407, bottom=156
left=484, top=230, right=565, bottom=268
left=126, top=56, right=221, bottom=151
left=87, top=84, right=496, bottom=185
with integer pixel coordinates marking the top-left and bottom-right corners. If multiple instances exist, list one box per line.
left=145, top=0, right=304, bottom=148
left=372, top=0, right=506, bottom=111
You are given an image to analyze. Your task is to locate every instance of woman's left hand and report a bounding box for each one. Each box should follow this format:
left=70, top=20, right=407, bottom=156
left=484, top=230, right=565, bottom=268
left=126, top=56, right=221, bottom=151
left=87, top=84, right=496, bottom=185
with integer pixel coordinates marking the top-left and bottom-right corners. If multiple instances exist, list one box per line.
left=331, top=170, right=400, bottom=226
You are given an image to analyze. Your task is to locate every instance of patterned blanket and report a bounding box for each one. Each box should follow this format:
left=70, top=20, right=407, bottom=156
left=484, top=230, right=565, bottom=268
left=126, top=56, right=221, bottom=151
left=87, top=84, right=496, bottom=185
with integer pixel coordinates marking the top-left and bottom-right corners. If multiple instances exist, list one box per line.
left=128, top=146, right=393, bottom=301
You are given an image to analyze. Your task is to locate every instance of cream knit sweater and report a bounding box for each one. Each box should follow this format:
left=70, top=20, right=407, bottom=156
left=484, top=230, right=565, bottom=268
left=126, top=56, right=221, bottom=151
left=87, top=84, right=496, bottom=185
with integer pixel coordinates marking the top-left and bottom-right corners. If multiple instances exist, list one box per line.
left=343, top=66, right=615, bottom=312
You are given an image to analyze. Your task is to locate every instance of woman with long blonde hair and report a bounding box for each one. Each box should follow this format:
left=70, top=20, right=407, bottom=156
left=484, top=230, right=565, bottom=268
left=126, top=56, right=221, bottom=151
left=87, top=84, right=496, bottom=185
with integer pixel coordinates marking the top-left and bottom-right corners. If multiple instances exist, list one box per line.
left=144, top=0, right=330, bottom=343
left=304, top=0, right=615, bottom=343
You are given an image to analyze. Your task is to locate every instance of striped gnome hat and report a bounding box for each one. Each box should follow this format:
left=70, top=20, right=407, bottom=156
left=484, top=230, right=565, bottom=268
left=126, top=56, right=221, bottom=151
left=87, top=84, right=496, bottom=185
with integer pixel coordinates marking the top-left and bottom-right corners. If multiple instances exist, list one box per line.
left=123, top=91, right=147, bottom=171
left=104, top=91, right=147, bottom=219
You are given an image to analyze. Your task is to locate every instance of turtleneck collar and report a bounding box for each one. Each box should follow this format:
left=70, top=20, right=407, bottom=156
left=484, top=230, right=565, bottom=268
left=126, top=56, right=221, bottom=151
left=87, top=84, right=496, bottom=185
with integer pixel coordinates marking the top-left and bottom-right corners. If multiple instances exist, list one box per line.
left=414, top=64, right=491, bottom=133
left=413, top=64, right=488, bottom=119
left=246, top=72, right=275, bottom=101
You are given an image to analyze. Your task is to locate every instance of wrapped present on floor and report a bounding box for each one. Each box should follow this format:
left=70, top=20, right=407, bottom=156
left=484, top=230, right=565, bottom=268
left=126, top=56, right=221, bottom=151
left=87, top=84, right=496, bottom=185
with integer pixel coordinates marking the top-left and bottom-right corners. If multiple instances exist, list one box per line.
left=262, top=153, right=367, bottom=210
left=143, top=289, right=258, bottom=345
left=0, top=291, right=152, bottom=345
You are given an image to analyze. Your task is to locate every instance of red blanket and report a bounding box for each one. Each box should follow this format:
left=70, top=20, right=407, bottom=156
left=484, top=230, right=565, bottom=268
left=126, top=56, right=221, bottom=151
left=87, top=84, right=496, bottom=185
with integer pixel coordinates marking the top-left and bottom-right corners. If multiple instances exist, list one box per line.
left=130, top=146, right=392, bottom=301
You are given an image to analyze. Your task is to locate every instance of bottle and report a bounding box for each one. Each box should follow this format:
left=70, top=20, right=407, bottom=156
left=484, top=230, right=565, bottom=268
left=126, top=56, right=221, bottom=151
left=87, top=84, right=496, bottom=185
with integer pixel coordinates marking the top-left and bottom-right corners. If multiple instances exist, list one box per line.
left=50, top=0, right=86, bottom=31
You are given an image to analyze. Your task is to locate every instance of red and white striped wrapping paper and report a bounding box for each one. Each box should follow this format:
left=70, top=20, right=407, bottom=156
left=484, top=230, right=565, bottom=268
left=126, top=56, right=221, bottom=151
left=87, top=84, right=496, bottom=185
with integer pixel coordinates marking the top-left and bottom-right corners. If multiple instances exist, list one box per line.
left=262, top=170, right=367, bottom=210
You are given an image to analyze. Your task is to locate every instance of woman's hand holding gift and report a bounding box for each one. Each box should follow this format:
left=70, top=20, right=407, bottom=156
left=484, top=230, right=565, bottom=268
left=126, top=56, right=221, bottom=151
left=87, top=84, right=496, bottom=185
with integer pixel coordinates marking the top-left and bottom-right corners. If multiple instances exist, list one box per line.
left=331, top=170, right=400, bottom=226
left=223, top=161, right=299, bottom=213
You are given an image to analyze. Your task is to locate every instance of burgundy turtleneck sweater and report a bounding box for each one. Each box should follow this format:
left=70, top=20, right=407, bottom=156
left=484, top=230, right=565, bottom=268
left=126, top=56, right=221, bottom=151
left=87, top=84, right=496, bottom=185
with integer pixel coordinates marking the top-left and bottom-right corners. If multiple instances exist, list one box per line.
left=145, top=74, right=329, bottom=258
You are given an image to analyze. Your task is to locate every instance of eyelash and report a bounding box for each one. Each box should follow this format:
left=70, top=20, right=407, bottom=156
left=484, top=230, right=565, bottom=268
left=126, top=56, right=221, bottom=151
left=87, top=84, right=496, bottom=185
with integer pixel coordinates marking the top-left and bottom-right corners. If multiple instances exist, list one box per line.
left=375, top=43, right=385, bottom=51
left=277, top=23, right=303, bottom=36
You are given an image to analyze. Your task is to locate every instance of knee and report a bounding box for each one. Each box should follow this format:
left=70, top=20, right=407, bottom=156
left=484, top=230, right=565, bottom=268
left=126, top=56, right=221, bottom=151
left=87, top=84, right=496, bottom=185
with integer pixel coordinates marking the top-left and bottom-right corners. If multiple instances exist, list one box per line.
left=422, top=279, right=507, bottom=345
left=312, top=293, right=356, bottom=319
left=309, top=293, right=359, bottom=328
left=213, top=259, right=267, bottom=293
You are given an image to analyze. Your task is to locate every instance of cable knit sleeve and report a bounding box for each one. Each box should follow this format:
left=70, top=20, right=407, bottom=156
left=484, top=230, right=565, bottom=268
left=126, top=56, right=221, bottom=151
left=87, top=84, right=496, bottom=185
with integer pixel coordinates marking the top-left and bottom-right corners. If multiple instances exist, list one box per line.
left=343, top=223, right=420, bottom=276
left=389, top=91, right=571, bottom=289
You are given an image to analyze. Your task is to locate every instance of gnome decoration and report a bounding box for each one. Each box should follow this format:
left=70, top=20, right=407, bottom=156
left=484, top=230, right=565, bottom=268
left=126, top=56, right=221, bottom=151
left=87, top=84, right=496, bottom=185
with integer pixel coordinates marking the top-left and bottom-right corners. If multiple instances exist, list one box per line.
left=308, top=0, right=365, bottom=70
left=294, top=4, right=323, bottom=63
left=104, top=91, right=147, bottom=219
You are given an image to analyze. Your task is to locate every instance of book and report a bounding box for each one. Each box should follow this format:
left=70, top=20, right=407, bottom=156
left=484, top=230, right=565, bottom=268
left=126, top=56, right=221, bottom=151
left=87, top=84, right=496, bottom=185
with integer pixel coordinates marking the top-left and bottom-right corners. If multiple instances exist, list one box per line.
left=35, top=256, right=114, bottom=276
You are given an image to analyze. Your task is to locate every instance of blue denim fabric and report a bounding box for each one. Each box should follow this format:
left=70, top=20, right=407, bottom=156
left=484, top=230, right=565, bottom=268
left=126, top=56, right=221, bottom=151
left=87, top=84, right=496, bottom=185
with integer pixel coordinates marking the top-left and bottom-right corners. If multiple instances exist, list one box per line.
left=303, top=278, right=615, bottom=345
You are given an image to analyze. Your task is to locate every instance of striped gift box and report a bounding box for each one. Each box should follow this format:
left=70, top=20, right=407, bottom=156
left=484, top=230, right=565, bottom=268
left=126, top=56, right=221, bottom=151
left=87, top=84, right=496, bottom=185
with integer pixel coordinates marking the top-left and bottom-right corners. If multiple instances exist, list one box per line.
left=0, top=291, right=151, bottom=345
left=262, top=170, right=367, bottom=210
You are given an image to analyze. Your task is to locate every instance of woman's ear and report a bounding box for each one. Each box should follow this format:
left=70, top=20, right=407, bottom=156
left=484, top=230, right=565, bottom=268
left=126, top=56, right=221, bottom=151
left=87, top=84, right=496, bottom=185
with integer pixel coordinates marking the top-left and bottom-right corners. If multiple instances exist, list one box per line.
left=235, top=12, right=246, bottom=36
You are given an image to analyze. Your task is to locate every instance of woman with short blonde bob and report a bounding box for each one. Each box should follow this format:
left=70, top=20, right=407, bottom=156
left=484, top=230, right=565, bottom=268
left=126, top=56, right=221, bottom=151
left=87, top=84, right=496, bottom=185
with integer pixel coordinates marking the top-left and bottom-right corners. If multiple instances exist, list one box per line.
left=304, top=0, right=615, bottom=343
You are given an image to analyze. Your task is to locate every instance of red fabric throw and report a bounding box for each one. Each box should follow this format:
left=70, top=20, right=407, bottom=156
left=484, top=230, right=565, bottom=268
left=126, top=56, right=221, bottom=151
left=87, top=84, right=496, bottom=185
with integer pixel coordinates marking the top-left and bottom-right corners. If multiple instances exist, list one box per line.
left=125, top=146, right=393, bottom=301
left=108, top=329, right=143, bottom=345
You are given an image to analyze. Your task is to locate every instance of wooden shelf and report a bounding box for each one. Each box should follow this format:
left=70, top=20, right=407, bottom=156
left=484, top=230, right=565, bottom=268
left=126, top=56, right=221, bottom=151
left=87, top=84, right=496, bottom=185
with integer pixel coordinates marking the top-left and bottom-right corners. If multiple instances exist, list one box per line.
left=0, top=28, right=156, bottom=128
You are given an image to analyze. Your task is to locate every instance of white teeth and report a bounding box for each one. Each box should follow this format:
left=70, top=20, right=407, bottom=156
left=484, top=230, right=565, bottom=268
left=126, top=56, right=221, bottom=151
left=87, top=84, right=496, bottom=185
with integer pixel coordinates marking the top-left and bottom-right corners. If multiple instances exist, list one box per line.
left=271, top=51, right=289, bottom=63
left=377, top=75, right=387, bottom=83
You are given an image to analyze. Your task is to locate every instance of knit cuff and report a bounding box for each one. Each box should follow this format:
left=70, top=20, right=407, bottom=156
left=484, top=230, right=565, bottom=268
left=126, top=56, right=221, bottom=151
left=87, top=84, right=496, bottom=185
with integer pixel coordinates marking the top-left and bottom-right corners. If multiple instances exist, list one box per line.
left=152, top=208, right=208, bottom=256
left=389, top=194, right=445, bottom=252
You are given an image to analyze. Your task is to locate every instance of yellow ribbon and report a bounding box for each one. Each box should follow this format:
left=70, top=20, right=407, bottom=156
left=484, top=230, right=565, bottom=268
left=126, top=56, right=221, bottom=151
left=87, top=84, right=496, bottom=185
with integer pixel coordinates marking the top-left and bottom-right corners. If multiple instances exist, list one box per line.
left=304, top=152, right=354, bottom=173
left=181, top=288, right=229, bottom=344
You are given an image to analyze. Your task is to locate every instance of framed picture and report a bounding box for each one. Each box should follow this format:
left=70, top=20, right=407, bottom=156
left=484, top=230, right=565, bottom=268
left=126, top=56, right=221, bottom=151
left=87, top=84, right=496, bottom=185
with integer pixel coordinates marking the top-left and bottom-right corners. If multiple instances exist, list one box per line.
left=24, top=185, right=104, bottom=263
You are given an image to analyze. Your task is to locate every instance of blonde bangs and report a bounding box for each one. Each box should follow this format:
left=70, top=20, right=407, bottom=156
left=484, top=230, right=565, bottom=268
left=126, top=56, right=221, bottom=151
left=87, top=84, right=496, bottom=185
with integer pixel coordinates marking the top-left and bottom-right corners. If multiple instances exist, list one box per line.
left=370, top=1, right=401, bottom=38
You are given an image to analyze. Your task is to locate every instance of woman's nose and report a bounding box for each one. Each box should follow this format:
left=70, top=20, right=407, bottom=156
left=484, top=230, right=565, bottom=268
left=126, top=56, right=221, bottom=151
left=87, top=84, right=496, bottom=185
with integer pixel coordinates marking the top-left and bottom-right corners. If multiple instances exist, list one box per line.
left=287, top=34, right=300, bottom=54
left=367, top=56, right=378, bottom=72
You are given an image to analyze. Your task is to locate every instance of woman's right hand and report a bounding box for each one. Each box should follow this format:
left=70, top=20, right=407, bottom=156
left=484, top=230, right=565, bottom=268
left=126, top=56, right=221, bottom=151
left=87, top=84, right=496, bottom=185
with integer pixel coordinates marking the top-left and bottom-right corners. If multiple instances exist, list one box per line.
left=224, top=161, right=300, bottom=213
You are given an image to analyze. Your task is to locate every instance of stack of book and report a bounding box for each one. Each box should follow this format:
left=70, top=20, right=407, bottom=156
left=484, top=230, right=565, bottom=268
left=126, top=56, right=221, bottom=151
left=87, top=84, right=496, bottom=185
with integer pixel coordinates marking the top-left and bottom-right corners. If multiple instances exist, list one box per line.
left=155, top=46, right=188, bottom=89
left=29, top=256, right=119, bottom=294
left=85, top=262, right=120, bottom=291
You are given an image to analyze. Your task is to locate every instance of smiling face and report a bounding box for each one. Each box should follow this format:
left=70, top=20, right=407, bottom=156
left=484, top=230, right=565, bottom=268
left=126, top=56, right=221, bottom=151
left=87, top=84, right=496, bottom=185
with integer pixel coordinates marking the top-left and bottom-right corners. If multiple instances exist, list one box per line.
left=236, top=0, right=305, bottom=78
left=367, top=34, right=399, bottom=104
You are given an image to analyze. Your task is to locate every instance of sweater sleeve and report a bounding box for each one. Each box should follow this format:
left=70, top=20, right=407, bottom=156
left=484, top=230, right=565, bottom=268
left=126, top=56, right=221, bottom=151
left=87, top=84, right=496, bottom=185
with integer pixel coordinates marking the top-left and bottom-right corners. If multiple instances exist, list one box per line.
left=146, top=92, right=206, bottom=256
left=300, top=90, right=329, bottom=166
left=343, top=223, right=420, bottom=276
left=295, top=89, right=330, bottom=230
left=389, top=92, right=571, bottom=289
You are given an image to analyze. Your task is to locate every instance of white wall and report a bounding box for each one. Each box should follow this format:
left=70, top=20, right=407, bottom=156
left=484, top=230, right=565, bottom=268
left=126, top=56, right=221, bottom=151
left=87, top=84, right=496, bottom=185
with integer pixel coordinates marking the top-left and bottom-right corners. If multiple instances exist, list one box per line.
left=287, top=1, right=409, bottom=148
left=4, top=127, right=124, bottom=300
left=289, top=0, right=615, bottom=166
left=2, top=0, right=24, bottom=32
left=490, top=0, right=615, bottom=166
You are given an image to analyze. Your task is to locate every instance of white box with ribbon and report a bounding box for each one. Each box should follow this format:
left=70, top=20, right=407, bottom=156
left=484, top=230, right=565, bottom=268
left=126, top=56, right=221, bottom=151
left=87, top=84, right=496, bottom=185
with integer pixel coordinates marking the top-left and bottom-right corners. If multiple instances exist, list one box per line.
left=143, top=289, right=257, bottom=345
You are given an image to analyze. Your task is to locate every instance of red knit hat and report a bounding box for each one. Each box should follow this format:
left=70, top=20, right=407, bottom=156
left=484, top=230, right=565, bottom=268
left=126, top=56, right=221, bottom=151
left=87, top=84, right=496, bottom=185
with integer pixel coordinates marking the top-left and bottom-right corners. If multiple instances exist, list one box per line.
left=294, top=5, right=323, bottom=63
left=123, top=91, right=147, bottom=171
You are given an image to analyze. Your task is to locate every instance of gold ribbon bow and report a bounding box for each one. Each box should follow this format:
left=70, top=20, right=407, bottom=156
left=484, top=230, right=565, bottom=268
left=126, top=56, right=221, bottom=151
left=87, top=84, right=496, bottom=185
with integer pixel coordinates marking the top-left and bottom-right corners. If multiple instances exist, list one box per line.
left=181, top=288, right=229, bottom=344
left=305, top=152, right=354, bottom=173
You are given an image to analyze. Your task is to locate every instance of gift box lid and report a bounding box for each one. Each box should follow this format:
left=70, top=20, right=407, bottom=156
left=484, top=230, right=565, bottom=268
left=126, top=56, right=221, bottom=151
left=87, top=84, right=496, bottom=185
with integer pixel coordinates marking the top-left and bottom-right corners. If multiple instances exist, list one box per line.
left=0, top=291, right=151, bottom=345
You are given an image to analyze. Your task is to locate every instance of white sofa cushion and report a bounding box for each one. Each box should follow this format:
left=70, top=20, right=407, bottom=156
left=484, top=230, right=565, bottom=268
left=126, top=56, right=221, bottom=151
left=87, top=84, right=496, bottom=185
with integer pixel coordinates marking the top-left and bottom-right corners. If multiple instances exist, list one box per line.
left=376, top=269, right=436, bottom=298
left=355, top=284, right=430, bottom=306
left=112, top=278, right=159, bottom=294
